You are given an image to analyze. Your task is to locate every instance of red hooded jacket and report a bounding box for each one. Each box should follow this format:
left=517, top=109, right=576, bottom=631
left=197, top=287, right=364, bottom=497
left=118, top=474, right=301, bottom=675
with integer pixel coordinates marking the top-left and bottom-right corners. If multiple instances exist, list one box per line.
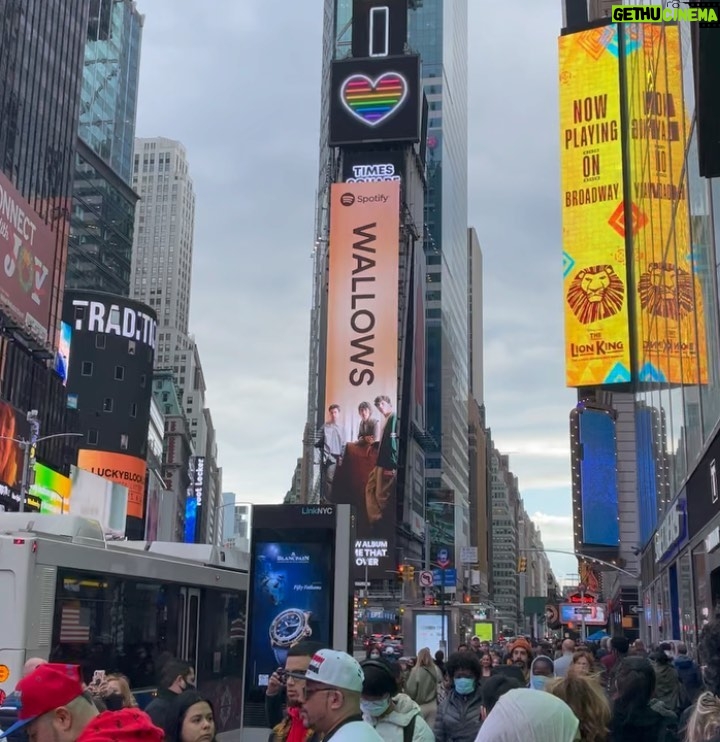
left=78, top=709, right=164, bottom=742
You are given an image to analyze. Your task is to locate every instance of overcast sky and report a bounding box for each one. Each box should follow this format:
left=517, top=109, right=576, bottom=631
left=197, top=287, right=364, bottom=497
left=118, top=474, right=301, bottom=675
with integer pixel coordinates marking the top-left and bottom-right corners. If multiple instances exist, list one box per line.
left=135, top=0, right=579, bottom=583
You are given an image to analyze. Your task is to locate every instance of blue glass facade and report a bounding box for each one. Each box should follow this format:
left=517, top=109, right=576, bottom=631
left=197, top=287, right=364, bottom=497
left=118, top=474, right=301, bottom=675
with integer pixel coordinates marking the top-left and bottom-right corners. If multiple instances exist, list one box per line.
left=67, top=0, right=143, bottom=297
left=80, top=0, right=143, bottom=184
left=408, top=0, right=470, bottom=559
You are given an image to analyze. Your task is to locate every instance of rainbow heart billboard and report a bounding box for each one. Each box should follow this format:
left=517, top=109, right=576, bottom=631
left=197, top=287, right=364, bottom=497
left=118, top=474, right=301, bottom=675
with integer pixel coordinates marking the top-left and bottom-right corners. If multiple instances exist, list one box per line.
left=341, top=72, right=408, bottom=126
left=329, top=54, right=420, bottom=146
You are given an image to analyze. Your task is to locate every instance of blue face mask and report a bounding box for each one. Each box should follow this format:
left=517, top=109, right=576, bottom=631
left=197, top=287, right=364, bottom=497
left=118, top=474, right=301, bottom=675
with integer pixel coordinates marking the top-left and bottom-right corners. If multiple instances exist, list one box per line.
left=360, top=696, right=391, bottom=718
left=454, top=677, right=476, bottom=695
left=530, top=675, right=551, bottom=691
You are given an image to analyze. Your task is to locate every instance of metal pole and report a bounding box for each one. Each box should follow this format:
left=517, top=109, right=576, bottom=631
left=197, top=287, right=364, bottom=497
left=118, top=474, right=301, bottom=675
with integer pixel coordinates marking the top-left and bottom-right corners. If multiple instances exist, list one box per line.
left=440, top=567, right=446, bottom=653
left=581, top=585, right=587, bottom=642
left=18, top=440, right=29, bottom=513
left=364, top=561, right=368, bottom=599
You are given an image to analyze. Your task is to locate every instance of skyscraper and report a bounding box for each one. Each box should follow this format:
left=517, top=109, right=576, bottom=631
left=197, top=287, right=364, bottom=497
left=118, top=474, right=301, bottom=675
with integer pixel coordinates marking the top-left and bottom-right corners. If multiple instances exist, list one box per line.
left=408, top=1, right=470, bottom=566
left=130, top=137, right=221, bottom=543
left=131, top=136, right=195, bottom=340
left=65, top=0, right=144, bottom=296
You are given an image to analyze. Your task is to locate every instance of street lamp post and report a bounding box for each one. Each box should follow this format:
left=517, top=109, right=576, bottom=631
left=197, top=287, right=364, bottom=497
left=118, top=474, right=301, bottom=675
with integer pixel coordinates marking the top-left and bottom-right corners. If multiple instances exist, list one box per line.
left=0, top=414, right=83, bottom=513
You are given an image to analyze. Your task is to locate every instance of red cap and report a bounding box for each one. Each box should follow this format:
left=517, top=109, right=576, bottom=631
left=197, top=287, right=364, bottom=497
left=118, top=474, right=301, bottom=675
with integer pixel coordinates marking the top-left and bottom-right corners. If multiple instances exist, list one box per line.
left=77, top=709, right=164, bottom=742
left=0, top=664, right=84, bottom=738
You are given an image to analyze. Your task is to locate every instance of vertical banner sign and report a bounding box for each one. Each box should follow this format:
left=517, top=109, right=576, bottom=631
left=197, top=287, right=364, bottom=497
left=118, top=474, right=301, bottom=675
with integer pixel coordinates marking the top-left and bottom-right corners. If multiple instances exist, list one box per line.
left=323, top=181, right=400, bottom=578
left=625, top=24, right=708, bottom=384
left=559, top=25, right=631, bottom=387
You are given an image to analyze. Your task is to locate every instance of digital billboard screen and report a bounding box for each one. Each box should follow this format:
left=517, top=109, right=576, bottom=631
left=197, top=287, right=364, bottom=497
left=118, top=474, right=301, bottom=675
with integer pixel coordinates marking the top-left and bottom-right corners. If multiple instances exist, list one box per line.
left=244, top=505, right=338, bottom=720
left=322, top=181, right=400, bottom=579
left=560, top=602, right=607, bottom=625
left=624, top=24, right=708, bottom=385
left=415, top=613, right=449, bottom=656
left=30, top=463, right=72, bottom=514
left=579, top=407, right=620, bottom=547
left=559, top=25, right=631, bottom=387
left=54, top=322, right=72, bottom=385
left=76, top=449, right=146, bottom=520
left=0, top=170, right=57, bottom=347
left=636, top=405, right=659, bottom=547
left=329, top=55, right=421, bottom=146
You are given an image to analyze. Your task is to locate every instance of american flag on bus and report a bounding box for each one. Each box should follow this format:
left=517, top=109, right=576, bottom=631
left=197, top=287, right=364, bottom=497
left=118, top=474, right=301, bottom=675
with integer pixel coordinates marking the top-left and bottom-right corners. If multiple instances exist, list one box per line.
left=59, top=604, right=90, bottom=643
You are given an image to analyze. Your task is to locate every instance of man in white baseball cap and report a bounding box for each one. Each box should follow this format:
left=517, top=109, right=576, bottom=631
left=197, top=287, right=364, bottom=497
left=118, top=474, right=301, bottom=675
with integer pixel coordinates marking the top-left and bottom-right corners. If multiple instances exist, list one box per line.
left=290, top=649, right=382, bottom=742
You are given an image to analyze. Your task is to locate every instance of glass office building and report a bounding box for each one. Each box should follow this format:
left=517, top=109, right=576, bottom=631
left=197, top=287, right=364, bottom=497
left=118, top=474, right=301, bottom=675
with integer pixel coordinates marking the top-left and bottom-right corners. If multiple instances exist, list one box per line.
left=408, top=1, right=471, bottom=563
left=79, top=0, right=143, bottom=184
left=67, top=0, right=143, bottom=297
left=625, top=22, right=720, bottom=646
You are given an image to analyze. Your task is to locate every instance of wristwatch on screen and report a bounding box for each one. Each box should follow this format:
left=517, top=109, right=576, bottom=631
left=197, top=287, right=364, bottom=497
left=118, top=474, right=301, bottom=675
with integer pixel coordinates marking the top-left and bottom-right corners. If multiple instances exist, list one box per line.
left=269, top=608, right=313, bottom=665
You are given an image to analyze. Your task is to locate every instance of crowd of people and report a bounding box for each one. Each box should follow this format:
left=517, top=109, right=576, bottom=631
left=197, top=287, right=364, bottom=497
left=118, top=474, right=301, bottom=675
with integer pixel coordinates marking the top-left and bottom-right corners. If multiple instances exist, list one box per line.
left=5, top=621, right=720, bottom=741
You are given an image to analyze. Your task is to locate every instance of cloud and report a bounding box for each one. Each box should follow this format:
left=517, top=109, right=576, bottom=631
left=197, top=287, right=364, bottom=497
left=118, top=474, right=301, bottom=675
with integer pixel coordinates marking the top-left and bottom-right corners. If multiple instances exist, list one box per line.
left=134, top=1, right=574, bottom=543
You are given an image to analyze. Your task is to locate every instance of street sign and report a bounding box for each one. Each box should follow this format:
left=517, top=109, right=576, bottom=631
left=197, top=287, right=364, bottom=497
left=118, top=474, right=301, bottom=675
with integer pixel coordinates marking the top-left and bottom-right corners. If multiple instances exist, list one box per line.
left=460, top=546, right=478, bottom=564
left=432, top=568, right=456, bottom=587
left=630, top=605, right=640, bottom=614
left=424, top=595, right=434, bottom=606
left=436, top=548, right=451, bottom=568
left=576, top=607, right=592, bottom=615
left=419, top=570, right=434, bottom=588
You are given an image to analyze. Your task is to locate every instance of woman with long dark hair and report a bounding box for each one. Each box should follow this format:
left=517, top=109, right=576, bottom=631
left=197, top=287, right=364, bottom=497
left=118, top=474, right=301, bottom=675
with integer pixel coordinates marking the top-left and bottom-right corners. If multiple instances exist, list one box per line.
left=608, top=657, right=677, bottom=741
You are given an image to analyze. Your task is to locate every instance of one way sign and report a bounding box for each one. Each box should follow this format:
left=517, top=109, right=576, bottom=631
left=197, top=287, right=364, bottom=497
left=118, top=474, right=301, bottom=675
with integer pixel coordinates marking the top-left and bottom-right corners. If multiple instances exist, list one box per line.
left=629, top=605, right=640, bottom=614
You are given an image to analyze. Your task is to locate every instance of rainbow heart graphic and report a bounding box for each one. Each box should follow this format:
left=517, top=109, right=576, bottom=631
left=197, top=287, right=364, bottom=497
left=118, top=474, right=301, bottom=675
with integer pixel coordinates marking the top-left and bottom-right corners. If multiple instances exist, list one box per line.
left=340, top=72, right=408, bottom=127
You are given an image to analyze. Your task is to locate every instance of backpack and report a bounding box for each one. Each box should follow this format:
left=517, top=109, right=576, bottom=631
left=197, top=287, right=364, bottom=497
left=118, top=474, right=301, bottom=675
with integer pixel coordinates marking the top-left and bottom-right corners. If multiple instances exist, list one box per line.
left=403, top=715, right=417, bottom=742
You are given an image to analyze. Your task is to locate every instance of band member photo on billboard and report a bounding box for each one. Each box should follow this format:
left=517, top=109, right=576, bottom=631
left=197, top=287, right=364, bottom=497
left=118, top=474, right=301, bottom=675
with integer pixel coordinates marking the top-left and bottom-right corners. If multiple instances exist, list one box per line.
left=316, top=395, right=398, bottom=529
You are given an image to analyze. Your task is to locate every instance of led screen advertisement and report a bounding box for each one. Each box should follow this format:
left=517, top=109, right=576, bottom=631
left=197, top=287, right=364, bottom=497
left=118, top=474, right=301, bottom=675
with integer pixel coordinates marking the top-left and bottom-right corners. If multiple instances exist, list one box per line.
left=54, top=322, right=72, bottom=386
left=30, top=463, right=72, bottom=514
left=329, top=54, right=421, bottom=146
left=322, top=181, right=399, bottom=579
left=559, top=25, right=631, bottom=387
left=415, top=613, right=449, bottom=656
left=184, top=456, right=205, bottom=543
left=560, top=603, right=608, bottom=625
left=341, top=150, right=405, bottom=185
left=0, top=170, right=56, bottom=347
left=76, top=449, right=146, bottom=519
left=571, top=406, right=620, bottom=547
left=624, top=24, right=708, bottom=385
left=0, top=399, right=31, bottom=512
left=244, top=505, right=336, bottom=711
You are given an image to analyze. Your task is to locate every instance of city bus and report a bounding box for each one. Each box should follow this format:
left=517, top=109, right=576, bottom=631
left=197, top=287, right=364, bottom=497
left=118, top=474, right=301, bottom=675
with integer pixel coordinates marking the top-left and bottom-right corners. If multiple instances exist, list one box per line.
left=0, top=514, right=248, bottom=736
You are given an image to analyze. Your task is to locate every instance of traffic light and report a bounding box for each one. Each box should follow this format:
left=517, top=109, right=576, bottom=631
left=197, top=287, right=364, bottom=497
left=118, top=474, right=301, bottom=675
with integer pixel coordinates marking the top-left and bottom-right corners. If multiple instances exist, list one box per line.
left=463, top=593, right=471, bottom=604
left=406, top=565, right=415, bottom=582
left=397, top=565, right=405, bottom=583
left=517, top=557, right=527, bottom=573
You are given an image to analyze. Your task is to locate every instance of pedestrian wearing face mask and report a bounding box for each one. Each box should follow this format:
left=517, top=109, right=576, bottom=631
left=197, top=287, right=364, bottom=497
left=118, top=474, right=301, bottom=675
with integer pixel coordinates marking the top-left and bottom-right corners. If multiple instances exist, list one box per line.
left=529, top=656, right=555, bottom=692
left=359, top=659, right=434, bottom=742
left=433, top=652, right=483, bottom=742
left=144, top=660, right=195, bottom=731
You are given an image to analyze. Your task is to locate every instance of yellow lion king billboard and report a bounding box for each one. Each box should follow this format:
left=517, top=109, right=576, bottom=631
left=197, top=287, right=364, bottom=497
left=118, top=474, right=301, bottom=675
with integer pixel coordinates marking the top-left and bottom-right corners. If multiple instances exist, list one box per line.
left=559, top=25, right=632, bottom=387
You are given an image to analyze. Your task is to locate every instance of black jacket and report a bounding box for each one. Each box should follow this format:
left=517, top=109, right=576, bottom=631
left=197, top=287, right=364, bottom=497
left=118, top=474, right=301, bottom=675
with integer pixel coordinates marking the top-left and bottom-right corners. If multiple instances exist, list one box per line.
left=143, top=689, right=179, bottom=731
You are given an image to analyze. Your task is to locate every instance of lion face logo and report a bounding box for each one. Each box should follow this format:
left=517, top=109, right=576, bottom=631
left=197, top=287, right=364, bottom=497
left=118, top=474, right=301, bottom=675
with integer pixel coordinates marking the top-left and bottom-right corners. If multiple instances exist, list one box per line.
left=566, top=264, right=625, bottom=325
left=637, top=262, right=694, bottom=320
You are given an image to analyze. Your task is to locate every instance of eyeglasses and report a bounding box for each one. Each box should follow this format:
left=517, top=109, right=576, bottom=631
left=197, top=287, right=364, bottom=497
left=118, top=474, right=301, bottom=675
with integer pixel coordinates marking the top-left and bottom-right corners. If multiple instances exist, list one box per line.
left=303, top=687, right=337, bottom=701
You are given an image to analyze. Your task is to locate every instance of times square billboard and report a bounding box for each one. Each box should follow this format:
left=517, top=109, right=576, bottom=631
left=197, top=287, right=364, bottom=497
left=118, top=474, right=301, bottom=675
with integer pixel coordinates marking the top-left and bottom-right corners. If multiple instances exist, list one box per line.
left=320, top=180, right=400, bottom=579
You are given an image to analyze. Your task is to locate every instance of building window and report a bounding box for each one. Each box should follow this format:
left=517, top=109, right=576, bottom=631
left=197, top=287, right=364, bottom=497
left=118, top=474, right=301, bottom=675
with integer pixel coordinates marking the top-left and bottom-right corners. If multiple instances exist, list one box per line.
left=129, top=403, right=137, bottom=418
left=87, top=429, right=99, bottom=445
left=74, top=305, right=86, bottom=321
left=115, top=366, right=125, bottom=381
left=103, top=398, right=113, bottom=413
left=140, top=374, right=147, bottom=388
left=81, top=361, right=93, bottom=376
left=95, top=335, right=106, bottom=349
left=120, top=434, right=129, bottom=450
left=128, top=340, right=136, bottom=355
